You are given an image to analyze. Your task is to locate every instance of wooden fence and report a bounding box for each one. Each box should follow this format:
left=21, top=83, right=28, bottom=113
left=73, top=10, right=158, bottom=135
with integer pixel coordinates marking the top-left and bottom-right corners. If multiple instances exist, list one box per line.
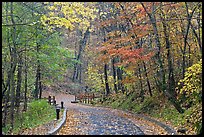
left=75, top=93, right=101, bottom=104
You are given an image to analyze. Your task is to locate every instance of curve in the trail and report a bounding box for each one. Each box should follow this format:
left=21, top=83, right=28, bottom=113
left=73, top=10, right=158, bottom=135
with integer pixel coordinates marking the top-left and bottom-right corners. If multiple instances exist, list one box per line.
left=42, top=91, right=144, bottom=135
left=74, top=107, right=144, bottom=135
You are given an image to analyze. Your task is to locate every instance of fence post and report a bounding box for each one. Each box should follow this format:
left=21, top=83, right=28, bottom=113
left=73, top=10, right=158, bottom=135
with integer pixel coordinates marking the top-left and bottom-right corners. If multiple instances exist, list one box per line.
left=56, top=107, right=60, bottom=120
left=87, top=93, right=89, bottom=104
left=61, top=101, right=64, bottom=109
left=53, top=96, right=55, bottom=104
left=83, top=94, right=85, bottom=103
left=85, top=93, right=87, bottom=104
left=48, top=96, right=51, bottom=105
left=80, top=95, right=82, bottom=103
left=53, top=100, right=56, bottom=106
left=93, top=93, right=95, bottom=101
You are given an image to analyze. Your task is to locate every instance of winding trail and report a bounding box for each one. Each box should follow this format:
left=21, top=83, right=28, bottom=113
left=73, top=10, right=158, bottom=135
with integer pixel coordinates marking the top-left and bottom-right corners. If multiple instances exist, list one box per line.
left=42, top=91, right=172, bottom=135
left=68, top=105, right=144, bottom=135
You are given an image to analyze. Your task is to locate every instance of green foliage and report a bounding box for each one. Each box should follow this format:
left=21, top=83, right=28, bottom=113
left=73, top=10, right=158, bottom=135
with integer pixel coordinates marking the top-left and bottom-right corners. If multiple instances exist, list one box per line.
left=111, top=100, right=121, bottom=108
left=182, top=103, right=202, bottom=134
left=28, top=99, right=55, bottom=118
left=85, top=64, right=105, bottom=92
left=40, top=41, right=76, bottom=85
left=120, top=97, right=133, bottom=110
left=137, top=97, right=160, bottom=114
left=177, top=59, right=202, bottom=104
left=2, top=2, right=74, bottom=99
left=41, top=2, right=97, bottom=32
left=176, top=60, right=202, bottom=134
left=2, top=99, right=56, bottom=134
left=85, top=63, right=116, bottom=95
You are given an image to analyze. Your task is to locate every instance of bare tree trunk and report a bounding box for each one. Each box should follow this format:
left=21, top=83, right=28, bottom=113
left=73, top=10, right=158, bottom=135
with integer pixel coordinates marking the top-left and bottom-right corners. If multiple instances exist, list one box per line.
left=23, top=44, right=28, bottom=111
left=141, top=2, right=166, bottom=92
left=10, top=2, right=18, bottom=130
left=79, top=64, right=82, bottom=83
left=38, top=64, right=42, bottom=99
left=139, top=38, right=152, bottom=97
left=10, top=63, right=16, bottom=130
left=3, top=84, right=10, bottom=127
left=34, top=57, right=39, bottom=99
left=182, top=2, right=197, bottom=79
left=73, top=27, right=90, bottom=82
left=15, top=54, right=23, bottom=114
left=159, top=7, right=175, bottom=96
left=104, top=63, right=110, bottom=96
left=142, top=61, right=152, bottom=96
left=159, top=7, right=184, bottom=113
left=190, top=22, right=202, bottom=53
left=112, top=58, right=118, bottom=94
left=3, top=3, right=10, bottom=127
left=197, top=3, right=202, bottom=53
left=117, top=67, right=125, bottom=93
left=76, top=65, right=80, bottom=81
left=34, top=24, right=40, bottom=99
left=138, top=65, right=144, bottom=102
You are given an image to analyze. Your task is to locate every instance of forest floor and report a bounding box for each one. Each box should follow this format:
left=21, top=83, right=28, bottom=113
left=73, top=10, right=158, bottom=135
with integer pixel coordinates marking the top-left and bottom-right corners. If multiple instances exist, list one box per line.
left=38, top=90, right=173, bottom=135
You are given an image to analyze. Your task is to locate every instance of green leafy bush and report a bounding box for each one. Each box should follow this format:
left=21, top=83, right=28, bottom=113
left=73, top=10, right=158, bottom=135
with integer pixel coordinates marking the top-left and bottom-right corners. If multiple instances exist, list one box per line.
left=2, top=99, right=56, bottom=134
left=177, top=59, right=202, bottom=105
left=176, top=60, right=202, bottom=134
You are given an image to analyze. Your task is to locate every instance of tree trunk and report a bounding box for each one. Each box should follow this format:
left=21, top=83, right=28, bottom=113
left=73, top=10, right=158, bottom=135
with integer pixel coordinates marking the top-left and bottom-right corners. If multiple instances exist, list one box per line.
left=141, top=2, right=166, bottom=92
left=112, top=58, right=118, bottom=94
left=190, top=22, right=202, bottom=54
left=10, top=63, right=16, bottom=130
left=142, top=61, right=152, bottom=96
left=117, top=67, right=125, bottom=93
left=34, top=65, right=39, bottom=99
left=159, top=8, right=176, bottom=97
left=73, top=27, right=90, bottom=82
left=104, top=63, right=110, bottom=96
left=79, top=64, right=82, bottom=83
left=138, top=65, right=144, bottom=102
left=3, top=2, right=11, bottom=127
left=10, top=2, right=18, bottom=130
left=38, top=64, right=42, bottom=99
left=34, top=43, right=40, bottom=99
left=166, top=92, right=184, bottom=113
left=2, top=85, right=10, bottom=127
left=182, top=2, right=197, bottom=79
left=23, top=44, right=28, bottom=111
left=76, top=64, right=80, bottom=81
left=15, top=54, right=23, bottom=114
left=197, top=4, right=202, bottom=53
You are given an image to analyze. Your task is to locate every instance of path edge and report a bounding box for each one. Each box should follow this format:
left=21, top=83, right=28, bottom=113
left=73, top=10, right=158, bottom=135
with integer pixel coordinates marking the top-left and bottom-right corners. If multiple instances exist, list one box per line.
left=47, top=108, right=67, bottom=135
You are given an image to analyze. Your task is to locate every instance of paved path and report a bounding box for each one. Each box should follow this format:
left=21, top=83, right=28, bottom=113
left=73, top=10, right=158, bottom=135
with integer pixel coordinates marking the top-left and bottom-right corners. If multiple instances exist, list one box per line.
left=42, top=91, right=167, bottom=135
left=71, top=105, right=144, bottom=135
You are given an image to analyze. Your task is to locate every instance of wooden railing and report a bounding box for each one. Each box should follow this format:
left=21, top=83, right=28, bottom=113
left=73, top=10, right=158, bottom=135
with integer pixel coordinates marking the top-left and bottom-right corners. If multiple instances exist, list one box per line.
left=74, top=93, right=101, bottom=104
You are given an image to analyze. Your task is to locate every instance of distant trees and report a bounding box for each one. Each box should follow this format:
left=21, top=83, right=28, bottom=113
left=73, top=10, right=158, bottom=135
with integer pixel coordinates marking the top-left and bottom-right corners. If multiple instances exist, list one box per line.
left=40, top=2, right=98, bottom=84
